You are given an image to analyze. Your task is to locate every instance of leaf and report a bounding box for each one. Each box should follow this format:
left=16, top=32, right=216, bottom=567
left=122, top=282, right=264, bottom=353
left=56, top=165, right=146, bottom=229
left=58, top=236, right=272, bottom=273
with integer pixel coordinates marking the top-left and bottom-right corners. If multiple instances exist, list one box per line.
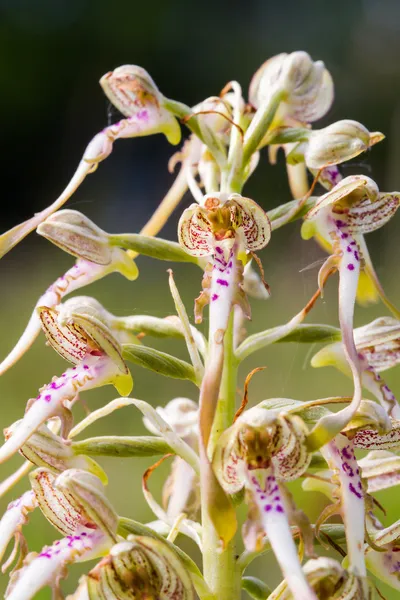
left=72, top=436, right=172, bottom=458
left=241, top=576, right=271, bottom=600
left=122, top=344, right=197, bottom=383
left=109, top=234, right=200, bottom=264
left=276, top=324, right=341, bottom=344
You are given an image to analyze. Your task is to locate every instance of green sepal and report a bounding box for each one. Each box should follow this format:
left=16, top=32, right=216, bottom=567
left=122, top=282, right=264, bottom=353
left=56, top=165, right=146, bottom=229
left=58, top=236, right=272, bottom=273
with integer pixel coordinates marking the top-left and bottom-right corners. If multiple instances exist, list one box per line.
left=242, top=576, right=271, bottom=600
left=122, top=344, right=197, bottom=383
left=72, top=435, right=172, bottom=458
left=276, top=324, right=341, bottom=344
left=109, top=233, right=200, bottom=264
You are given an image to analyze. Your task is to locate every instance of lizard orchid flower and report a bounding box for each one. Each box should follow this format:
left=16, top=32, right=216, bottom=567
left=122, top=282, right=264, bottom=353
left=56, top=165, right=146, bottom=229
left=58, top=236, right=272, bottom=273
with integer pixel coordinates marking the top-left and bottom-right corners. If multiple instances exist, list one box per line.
left=178, top=192, right=270, bottom=543
left=68, top=535, right=195, bottom=600
left=312, top=316, right=400, bottom=418
left=0, top=210, right=138, bottom=377
left=5, top=468, right=118, bottom=600
left=303, top=176, right=400, bottom=449
left=0, top=301, right=133, bottom=464
left=213, top=404, right=315, bottom=600
left=0, top=66, right=181, bottom=258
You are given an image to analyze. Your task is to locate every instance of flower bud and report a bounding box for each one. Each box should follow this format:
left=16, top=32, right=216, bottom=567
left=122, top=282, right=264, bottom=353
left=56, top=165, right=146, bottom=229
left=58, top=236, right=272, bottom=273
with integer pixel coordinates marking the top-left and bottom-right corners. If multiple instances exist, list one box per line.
left=249, top=51, right=334, bottom=123
left=303, top=120, right=384, bottom=169
left=37, top=210, right=139, bottom=280
left=83, top=536, right=195, bottom=600
left=7, top=421, right=107, bottom=482
left=100, top=65, right=181, bottom=145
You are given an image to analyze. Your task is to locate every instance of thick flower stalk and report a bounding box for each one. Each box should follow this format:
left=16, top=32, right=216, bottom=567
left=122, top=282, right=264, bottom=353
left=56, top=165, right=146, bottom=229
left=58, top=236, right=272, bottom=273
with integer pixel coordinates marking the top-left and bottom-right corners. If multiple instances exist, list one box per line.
left=1, top=49, right=400, bottom=600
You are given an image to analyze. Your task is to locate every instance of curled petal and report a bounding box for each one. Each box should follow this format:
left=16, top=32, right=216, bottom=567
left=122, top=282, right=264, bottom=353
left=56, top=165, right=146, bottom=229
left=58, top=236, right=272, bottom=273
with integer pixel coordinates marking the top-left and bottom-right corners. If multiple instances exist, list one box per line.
left=177, top=205, right=213, bottom=257
left=365, top=545, right=400, bottom=592
left=229, top=195, right=271, bottom=251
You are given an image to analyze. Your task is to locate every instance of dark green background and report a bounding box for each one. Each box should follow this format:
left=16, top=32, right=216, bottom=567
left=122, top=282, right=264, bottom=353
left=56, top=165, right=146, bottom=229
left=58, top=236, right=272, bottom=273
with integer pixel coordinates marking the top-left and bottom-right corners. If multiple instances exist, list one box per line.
left=1, top=0, right=400, bottom=597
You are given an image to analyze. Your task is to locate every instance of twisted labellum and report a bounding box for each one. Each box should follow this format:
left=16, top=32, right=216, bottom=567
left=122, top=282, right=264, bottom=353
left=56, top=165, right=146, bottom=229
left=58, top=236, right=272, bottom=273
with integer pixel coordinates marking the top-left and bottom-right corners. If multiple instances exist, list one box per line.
left=305, top=176, right=400, bottom=447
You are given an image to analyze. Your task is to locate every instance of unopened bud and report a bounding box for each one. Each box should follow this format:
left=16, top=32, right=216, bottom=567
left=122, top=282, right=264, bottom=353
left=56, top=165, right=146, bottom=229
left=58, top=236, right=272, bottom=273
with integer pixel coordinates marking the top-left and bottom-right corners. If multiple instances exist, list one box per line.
left=303, top=120, right=384, bottom=169
left=249, top=51, right=334, bottom=123
left=38, top=210, right=138, bottom=281
left=100, top=65, right=181, bottom=145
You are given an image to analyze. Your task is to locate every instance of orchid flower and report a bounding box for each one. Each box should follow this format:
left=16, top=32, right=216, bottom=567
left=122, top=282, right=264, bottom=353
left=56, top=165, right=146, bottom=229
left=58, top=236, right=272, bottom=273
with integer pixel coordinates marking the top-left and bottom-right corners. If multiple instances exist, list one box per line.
left=302, top=176, right=400, bottom=449
left=213, top=404, right=316, bottom=599
left=0, top=66, right=181, bottom=258
left=0, top=299, right=133, bottom=464
left=312, top=316, right=400, bottom=418
left=0, top=210, right=138, bottom=376
left=178, top=191, right=270, bottom=543
left=5, top=468, right=118, bottom=600
left=67, top=535, right=195, bottom=600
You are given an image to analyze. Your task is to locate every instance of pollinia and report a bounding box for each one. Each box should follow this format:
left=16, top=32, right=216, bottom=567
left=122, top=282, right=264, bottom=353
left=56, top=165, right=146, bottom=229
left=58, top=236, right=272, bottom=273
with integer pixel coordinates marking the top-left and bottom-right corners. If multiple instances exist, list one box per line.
left=1, top=50, right=400, bottom=599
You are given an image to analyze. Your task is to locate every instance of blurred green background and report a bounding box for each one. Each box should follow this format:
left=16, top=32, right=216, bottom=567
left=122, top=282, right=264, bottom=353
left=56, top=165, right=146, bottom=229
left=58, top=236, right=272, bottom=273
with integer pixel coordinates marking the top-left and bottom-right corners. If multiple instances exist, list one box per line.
left=1, top=0, right=400, bottom=597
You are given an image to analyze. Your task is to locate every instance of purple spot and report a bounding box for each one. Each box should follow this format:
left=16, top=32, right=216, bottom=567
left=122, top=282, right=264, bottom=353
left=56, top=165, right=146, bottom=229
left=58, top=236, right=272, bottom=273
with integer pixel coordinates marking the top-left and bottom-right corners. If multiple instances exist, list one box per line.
left=354, top=251, right=359, bottom=261
left=44, top=394, right=52, bottom=402
left=346, top=245, right=352, bottom=252
left=260, top=495, right=265, bottom=500
left=347, top=264, right=355, bottom=271
left=349, top=483, right=363, bottom=499
left=216, top=279, right=229, bottom=287
left=215, top=247, right=223, bottom=254
left=341, top=446, right=352, bottom=460
left=211, top=293, right=219, bottom=301
left=341, top=233, right=349, bottom=239
left=273, top=496, right=280, bottom=501
left=228, top=261, right=233, bottom=268
left=275, top=505, right=284, bottom=513
left=83, top=365, right=89, bottom=370
left=335, top=220, right=345, bottom=228
left=264, top=505, right=272, bottom=512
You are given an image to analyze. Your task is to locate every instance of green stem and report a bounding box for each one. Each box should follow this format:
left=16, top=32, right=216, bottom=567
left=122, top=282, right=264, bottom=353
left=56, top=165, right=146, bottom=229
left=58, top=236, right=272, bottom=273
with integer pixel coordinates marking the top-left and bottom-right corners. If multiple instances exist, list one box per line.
left=202, top=313, right=240, bottom=599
